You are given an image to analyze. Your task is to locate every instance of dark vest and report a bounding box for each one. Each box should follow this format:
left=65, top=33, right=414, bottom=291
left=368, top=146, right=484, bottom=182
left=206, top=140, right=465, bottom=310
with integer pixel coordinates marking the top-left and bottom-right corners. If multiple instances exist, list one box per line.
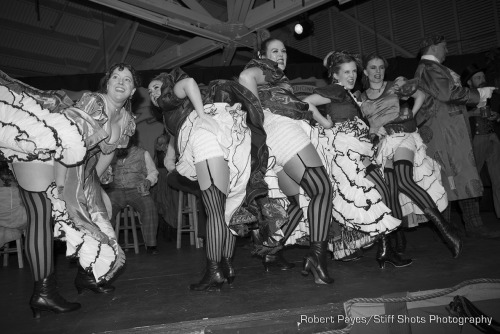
left=110, top=146, right=147, bottom=188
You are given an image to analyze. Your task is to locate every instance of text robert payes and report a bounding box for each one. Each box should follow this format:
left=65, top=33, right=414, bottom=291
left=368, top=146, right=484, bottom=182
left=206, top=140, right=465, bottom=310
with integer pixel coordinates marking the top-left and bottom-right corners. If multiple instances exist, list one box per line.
left=299, top=314, right=427, bottom=325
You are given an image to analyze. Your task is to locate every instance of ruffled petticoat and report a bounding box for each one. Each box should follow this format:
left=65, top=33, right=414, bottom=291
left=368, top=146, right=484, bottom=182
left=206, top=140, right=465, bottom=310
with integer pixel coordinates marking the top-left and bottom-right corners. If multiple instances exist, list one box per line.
left=376, top=131, right=448, bottom=227
left=300, top=118, right=401, bottom=259
left=175, top=102, right=251, bottom=233
left=46, top=183, right=124, bottom=283
left=0, top=83, right=85, bottom=166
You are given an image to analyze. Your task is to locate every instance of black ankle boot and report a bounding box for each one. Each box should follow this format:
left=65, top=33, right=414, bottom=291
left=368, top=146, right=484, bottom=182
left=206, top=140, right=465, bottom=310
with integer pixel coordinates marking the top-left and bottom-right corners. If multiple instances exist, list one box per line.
left=376, top=235, right=412, bottom=269
left=221, top=257, right=235, bottom=286
left=301, top=241, right=334, bottom=284
left=392, top=229, right=407, bottom=254
left=263, top=250, right=295, bottom=271
left=189, top=259, right=225, bottom=291
left=30, top=273, right=81, bottom=318
left=424, top=207, right=463, bottom=258
left=75, top=266, right=115, bottom=294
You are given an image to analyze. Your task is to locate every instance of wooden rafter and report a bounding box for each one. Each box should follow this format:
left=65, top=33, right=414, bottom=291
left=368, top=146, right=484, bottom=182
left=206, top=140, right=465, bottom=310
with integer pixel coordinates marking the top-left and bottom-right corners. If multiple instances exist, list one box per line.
left=137, top=37, right=221, bottom=70
left=88, top=19, right=134, bottom=73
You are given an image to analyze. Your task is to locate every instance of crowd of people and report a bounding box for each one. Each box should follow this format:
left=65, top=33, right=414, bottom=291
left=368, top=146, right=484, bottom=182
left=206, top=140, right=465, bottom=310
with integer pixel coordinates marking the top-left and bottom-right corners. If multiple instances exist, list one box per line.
left=1, top=33, right=499, bottom=317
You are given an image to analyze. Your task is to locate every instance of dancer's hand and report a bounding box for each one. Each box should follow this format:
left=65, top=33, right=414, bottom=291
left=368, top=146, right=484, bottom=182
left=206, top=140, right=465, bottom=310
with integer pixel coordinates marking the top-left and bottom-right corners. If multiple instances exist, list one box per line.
left=199, top=115, right=220, bottom=134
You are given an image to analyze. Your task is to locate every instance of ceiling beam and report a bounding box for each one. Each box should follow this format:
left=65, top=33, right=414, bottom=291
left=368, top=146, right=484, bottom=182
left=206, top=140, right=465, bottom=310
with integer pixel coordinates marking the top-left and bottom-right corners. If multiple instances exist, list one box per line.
left=228, top=0, right=255, bottom=23
left=220, top=43, right=237, bottom=66
left=90, top=0, right=248, bottom=46
left=0, top=18, right=100, bottom=50
left=87, top=19, right=134, bottom=73
left=245, top=0, right=330, bottom=31
left=181, top=0, right=213, bottom=18
left=137, top=37, right=221, bottom=70
left=121, top=22, right=140, bottom=62
left=333, top=7, right=413, bottom=57
left=0, top=46, right=88, bottom=72
left=120, top=0, right=221, bottom=26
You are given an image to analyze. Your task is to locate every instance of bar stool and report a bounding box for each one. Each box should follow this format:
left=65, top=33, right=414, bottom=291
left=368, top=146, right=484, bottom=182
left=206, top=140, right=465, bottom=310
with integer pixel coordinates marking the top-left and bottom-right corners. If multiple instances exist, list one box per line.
left=1, top=237, right=24, bottom=268
left=177, top=190, right=201, bottom=249
left=114, top=205, right=145, bottom=254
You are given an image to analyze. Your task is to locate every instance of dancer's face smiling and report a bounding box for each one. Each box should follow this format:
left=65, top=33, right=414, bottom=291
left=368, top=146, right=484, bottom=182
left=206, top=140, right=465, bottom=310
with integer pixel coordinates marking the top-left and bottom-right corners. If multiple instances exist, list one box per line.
left=334, top=61, right=357, bottom=90
left=263, top=40, right=287, bottom=70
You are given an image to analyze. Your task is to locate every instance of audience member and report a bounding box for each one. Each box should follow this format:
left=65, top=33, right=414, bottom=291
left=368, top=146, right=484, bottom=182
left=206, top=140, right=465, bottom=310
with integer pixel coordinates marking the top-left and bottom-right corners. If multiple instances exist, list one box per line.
left=106, top=131, right=160, bottom=254
left=462, top=64, right=500, bottom=232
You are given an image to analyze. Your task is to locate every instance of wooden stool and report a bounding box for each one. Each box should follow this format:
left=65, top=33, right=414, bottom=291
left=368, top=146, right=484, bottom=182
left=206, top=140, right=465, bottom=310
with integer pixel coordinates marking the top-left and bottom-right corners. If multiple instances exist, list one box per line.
left=115, top=205, right=144, bottom=254
left=177, top=190, right=201, bottom=249
left=1, top=237, right=24, bottom=268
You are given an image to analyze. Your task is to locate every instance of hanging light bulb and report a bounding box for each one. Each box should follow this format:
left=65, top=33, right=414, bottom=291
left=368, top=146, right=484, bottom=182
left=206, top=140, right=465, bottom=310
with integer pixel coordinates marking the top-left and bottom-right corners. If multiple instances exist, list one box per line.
left=293, top=15, right=314, bottom=40
left=294, top=23, right=304, bottom=35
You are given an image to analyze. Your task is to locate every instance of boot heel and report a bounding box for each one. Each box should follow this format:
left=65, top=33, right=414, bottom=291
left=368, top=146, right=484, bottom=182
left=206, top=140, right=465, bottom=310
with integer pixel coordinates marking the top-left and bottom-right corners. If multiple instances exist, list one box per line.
left=377, top=259, right=386, bottom=269
left=301, top=258, right=311, bottom=276
left=226, top=277, right=235, bottom=285
left=31, top=307, right=41, bottom=319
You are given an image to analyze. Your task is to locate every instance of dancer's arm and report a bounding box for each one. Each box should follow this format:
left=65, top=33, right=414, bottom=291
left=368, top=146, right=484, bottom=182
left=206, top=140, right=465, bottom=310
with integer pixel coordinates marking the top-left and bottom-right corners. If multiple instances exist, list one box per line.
left=173, top=77, right=219, bottom=133
left=410, top=89, right=426, bottom=116
left=305, top=102, right=333, bottom=129
left=238, top=67, right=266, bottom=101
left=95, top=152, right=115, bottom=178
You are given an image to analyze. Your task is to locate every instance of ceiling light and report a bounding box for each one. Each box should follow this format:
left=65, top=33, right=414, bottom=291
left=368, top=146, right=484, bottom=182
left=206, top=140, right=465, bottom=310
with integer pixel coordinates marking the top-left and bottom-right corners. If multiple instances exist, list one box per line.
left=294, top=15, right=314, bottom=40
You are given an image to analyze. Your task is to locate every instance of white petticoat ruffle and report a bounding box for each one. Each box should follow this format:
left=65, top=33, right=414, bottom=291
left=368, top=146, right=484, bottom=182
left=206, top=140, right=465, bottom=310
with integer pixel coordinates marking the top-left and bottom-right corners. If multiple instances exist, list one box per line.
left=0, top=85, right=86, bottom=165
left=46, top=183, right=125, bottom=283
left=175, top=103, right=251, bottom=232
left=303, top=117, right=401, bottom=236
left=376, top=131, right=448, bottom=226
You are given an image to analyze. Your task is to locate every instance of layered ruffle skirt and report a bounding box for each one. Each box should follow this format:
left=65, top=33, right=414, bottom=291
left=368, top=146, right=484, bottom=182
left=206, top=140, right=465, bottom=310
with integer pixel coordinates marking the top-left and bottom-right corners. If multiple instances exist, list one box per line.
left=301, top=118, right=401, bottom=259
left=175, top=102, right=252, bottom=232
left=376, top=131, right=448, bottom=227
left=0, top=76, right=85, bottom=165
left=1, top=71, right=123, bottom=283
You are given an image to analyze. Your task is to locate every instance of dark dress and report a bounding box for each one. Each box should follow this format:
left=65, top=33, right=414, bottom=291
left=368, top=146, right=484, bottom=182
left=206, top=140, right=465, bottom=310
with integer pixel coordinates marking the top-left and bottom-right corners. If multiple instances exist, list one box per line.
left=360, top=80, right=447, bottom=227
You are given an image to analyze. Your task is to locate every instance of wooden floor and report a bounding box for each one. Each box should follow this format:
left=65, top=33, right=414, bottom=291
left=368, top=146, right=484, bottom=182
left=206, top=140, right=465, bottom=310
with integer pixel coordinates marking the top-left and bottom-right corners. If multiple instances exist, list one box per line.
left=1, top=209, right=500, bottom=334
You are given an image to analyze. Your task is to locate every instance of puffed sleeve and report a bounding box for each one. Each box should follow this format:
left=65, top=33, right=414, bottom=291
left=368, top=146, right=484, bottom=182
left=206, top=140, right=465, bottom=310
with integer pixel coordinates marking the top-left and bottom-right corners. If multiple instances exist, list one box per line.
left=65, top=92, right=109, bottom=150
left=244, top=59, right=285, bottom=84
left=314, top=84, right=347, bottom=102
left=74, top=92, right=109, bottom=126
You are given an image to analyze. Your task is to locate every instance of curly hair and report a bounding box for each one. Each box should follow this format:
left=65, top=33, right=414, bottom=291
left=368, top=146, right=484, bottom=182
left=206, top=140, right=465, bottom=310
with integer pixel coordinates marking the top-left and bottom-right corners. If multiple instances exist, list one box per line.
left=99, top=63, right=141, bottom=93
left=323, top=50, right=362, bottom=83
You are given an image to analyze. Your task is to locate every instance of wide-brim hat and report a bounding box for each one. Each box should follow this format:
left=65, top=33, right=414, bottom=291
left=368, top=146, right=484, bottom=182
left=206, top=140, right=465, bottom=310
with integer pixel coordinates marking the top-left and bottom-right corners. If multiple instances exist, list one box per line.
left=461, top=63, right=486, bottom=86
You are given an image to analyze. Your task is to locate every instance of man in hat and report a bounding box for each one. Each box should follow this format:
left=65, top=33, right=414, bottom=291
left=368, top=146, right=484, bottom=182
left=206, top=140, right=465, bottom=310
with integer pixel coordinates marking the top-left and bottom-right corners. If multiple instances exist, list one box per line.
left=462, top=64, right=500, bottom=230
left=106, top=131, right=160, bottom=254
left=414, top=34, right=496, bottom=239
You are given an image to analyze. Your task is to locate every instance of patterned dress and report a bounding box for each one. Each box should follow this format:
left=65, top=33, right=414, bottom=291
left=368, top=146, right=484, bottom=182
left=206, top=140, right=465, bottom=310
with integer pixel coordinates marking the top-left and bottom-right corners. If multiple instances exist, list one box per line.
left=305, top=84, right=400, bottom=259
left=155, top=68, right=287, bottom=236
left=0, top=70, right=133, bottom=283
left=360, top=80, right=448, bottom=227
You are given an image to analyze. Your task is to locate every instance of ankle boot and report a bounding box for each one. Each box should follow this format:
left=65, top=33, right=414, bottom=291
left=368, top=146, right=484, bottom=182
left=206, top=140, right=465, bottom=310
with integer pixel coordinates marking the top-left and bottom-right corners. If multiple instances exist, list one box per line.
left=301, top=241, right=334, bottom=284
left=75, top=265, right=115, bottom=294
left=376, top=235, right=412, bottom=269
left=263, top=249, right=295, bottom=271
left=424, top=207, right=463, bottom=258
left=392, top=229, right=407, bottom=254
left=189, top=259, right=225, bottom=291
left=30, top=273, right=81, bottom=318
left=221, top=257, right=235, bottom=286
